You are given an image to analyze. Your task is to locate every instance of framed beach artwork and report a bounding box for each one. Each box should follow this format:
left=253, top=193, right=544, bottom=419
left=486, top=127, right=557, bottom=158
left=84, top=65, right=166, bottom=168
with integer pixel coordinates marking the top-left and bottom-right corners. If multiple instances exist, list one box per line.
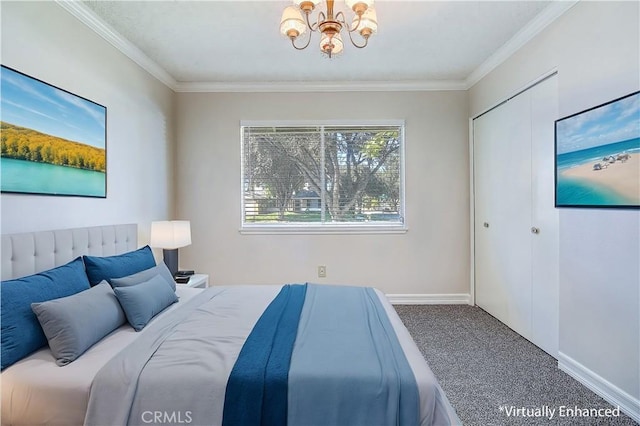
left=1, top=65, right=106, bottom=198
left=555, top=91, right=640, bottom=209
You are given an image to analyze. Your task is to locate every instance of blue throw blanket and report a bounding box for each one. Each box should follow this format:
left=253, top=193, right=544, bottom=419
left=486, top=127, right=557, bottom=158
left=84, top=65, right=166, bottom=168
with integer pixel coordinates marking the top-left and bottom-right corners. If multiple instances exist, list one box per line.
left=222, top=284, right=307, bottom=426
left=222, top=284, right=419, bottom=426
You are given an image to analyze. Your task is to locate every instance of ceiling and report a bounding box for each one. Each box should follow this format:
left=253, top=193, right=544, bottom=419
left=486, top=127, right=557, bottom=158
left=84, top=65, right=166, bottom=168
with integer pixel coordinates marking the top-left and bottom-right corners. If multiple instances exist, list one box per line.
left=71, top=1, right=573, bottom=91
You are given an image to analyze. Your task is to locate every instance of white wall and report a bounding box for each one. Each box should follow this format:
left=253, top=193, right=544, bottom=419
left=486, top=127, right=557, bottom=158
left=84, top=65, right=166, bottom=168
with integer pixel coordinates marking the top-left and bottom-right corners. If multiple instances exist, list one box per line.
left=176, top=91, right=470, bottom=296
left=469, top=0, right=639, bottom=413
left=0, top=2, right=175, bottom=244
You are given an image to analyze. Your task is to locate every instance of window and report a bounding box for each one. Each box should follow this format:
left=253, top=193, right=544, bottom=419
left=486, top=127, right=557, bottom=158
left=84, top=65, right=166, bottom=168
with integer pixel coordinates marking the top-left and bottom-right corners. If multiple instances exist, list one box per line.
left=241, top=122, right=405, bottom=233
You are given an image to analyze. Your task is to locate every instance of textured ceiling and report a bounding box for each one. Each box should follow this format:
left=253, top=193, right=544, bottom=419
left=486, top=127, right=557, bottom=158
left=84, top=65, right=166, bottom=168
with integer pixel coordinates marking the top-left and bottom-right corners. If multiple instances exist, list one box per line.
left=81, top=1, right=552, bottom=85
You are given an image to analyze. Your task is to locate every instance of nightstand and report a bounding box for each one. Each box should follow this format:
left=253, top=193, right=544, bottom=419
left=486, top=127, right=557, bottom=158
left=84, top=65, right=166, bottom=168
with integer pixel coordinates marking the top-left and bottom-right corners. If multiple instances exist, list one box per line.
left=177, top=274, right=209, bottom=289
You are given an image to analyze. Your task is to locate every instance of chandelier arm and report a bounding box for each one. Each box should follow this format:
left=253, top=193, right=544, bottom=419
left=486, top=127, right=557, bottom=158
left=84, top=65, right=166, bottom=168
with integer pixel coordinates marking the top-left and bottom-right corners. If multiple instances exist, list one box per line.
left=347, top=13, right=363, bottom=34
left=291, top=31, right=313, bottom=50
left=305, top=11, right=320, bottom=32
left=334, top=11, right=347, bottom=26
left=335, top=11, right=362, bottom=34
left=345, top=29, right=369, bottom=49
left=313, top=11, right=329, bottom=33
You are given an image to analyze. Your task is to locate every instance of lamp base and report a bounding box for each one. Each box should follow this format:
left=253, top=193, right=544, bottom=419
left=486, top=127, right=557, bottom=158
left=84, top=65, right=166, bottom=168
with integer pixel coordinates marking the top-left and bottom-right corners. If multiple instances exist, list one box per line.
left=162, top=249, right=179, bottom=278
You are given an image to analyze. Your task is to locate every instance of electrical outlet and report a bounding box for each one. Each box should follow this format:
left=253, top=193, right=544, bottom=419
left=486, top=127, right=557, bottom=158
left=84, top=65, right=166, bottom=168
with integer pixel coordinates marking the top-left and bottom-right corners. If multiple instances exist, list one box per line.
left=318, top=265, right=326, bottom=278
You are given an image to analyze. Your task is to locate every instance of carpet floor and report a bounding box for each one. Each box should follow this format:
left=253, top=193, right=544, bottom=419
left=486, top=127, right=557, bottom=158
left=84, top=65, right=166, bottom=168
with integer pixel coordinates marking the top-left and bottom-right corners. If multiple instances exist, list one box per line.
left=394, top=304, right=638, bottom=426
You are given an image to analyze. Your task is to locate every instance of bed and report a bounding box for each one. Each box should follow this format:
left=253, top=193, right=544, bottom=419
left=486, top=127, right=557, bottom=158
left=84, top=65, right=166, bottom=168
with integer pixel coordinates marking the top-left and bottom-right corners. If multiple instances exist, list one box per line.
left=1, top=224, right=461, bottom=426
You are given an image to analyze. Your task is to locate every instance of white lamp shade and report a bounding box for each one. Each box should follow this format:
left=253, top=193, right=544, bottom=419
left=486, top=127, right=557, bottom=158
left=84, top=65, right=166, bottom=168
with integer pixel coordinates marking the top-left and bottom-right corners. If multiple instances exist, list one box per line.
left=150, top=221, right=192, bottom=249
left=280, top=6, right=306, bottom=38
left=320, top=32, right=344, bottom=56
left=353, top=7, right=377, bottom=35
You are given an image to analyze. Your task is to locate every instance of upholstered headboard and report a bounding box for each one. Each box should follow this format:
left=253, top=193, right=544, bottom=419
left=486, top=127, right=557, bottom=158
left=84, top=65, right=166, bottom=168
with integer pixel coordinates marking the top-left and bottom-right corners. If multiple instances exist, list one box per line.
left=1, top=224, right=138, bottom=281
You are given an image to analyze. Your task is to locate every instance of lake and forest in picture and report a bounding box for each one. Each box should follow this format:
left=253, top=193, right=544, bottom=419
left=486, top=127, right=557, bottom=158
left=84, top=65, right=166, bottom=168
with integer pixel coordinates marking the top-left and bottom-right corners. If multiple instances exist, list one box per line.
left=555, top=91, right=639, bottom=208
left=1, top=66, right=106, bottom=197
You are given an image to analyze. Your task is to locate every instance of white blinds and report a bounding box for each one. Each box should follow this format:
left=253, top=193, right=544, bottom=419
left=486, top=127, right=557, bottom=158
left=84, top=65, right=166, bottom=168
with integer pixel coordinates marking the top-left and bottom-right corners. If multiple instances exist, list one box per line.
left=242, top=124, right=403, bottom=226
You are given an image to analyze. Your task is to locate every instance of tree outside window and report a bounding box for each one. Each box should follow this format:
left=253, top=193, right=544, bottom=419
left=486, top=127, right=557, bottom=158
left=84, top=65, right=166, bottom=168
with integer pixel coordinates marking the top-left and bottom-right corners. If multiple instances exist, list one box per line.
left=242, top=123, right=404, bottom=228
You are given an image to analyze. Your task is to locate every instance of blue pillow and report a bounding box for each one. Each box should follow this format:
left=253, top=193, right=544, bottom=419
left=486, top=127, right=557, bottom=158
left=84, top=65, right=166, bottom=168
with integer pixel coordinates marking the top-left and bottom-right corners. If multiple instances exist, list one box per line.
left=1, top=257, right=90, bottom=370
left=110, top=262, right=176, bottom=291
left=113, top=275, right=179, bottom=331
left=83, top=245, right=155, bottom=286
left=31, top=281, right=126, bottom=366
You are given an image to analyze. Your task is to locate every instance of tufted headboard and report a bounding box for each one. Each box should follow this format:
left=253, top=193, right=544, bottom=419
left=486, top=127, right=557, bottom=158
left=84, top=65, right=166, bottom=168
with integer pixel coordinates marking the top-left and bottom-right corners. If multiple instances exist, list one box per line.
left=1, top=224, right=138, bottom=281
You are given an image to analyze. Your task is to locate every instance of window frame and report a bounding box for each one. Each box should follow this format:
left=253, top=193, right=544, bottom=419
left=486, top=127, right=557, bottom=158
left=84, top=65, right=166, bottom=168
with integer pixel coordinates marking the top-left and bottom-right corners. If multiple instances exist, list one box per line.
left=240, top=120, right=407, bottom=235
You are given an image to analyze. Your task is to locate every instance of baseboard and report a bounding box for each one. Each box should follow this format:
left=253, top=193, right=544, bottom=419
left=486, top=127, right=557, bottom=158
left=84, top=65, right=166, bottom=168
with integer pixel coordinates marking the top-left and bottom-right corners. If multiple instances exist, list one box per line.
left=386, top=293, right=471, bottom=305
left=558, top=352, right=640, bottom=423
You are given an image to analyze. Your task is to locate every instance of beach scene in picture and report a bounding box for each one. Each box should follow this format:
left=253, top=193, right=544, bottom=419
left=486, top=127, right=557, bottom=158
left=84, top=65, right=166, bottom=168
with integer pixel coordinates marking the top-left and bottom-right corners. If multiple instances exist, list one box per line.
left=1, top=66, right=106, bottom=197
left=556, top=91, right=639, bottom=208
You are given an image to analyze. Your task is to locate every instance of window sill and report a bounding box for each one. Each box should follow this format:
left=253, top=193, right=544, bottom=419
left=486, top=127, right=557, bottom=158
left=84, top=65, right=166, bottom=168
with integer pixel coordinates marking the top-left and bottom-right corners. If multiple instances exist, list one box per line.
left=239, top=224, right=408, bottom=235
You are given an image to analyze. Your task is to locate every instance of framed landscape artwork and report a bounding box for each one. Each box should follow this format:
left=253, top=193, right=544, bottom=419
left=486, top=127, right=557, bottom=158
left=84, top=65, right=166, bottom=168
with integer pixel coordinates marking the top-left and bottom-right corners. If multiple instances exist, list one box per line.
left=555, top=91, right=640, bottom=209
left=1, top=65, right=106, bottom=198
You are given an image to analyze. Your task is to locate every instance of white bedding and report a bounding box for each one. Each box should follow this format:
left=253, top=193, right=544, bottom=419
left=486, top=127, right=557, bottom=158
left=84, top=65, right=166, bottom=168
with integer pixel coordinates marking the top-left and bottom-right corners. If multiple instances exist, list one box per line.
left=1, top=287, right=202, bottom=426
left=1, top=286, right=459, bottom=426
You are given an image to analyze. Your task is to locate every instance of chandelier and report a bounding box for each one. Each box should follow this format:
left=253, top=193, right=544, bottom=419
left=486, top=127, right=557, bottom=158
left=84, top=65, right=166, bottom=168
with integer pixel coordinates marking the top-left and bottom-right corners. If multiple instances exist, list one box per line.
left=279, top=0, right=378, bottom=58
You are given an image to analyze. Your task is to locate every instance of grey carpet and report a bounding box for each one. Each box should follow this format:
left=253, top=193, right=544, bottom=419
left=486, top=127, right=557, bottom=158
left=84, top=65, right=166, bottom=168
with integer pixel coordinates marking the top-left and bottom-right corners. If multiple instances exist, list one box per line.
left=394, top=304, right=638, bottom=426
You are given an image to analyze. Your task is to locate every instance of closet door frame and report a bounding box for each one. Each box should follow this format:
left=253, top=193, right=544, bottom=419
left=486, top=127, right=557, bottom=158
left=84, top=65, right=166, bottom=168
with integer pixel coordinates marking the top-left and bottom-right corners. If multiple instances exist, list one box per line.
left=469, top=68, right=558, bottom=306
left=470, top=69, right=559, bottom=357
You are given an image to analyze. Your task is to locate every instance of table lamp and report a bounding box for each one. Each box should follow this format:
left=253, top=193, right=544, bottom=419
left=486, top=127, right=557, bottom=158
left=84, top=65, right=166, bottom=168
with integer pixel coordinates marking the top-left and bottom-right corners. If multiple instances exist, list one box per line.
left=150, top=220, right=191, bottom=277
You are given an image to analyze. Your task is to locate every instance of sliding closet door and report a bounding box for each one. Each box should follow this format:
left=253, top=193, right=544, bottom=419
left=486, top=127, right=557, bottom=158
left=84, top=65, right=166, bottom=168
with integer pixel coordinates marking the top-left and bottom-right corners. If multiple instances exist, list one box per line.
left=474, top=93, right=533, bottom=339
left=530, top=76, right=559, bottom=357
left=474, top=105, right=510, bottom=326
left=500, top=93, right=534, bottom=339
left=474, top=74, right=559, bottom=357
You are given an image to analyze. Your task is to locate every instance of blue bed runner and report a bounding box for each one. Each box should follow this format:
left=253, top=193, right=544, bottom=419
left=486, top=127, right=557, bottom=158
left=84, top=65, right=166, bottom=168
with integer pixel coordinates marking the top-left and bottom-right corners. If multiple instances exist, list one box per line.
left=222, top=283, right=419, bottom=426
left=222, top=284, right=307, bottom=426
left=289, top=284, right=419, bottom=426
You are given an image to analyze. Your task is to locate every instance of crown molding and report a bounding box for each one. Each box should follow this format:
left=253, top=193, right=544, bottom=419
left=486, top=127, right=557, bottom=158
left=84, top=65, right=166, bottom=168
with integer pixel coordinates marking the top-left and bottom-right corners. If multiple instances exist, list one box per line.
left=53, top=0, right=464, bottom=93
left=173, top=79, right=468, bottom=93
left=56, top=0, right=576, bottom=94
left=55, top=0, right=177, bottom=90
left=465, top=0, right=579, bottom=89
